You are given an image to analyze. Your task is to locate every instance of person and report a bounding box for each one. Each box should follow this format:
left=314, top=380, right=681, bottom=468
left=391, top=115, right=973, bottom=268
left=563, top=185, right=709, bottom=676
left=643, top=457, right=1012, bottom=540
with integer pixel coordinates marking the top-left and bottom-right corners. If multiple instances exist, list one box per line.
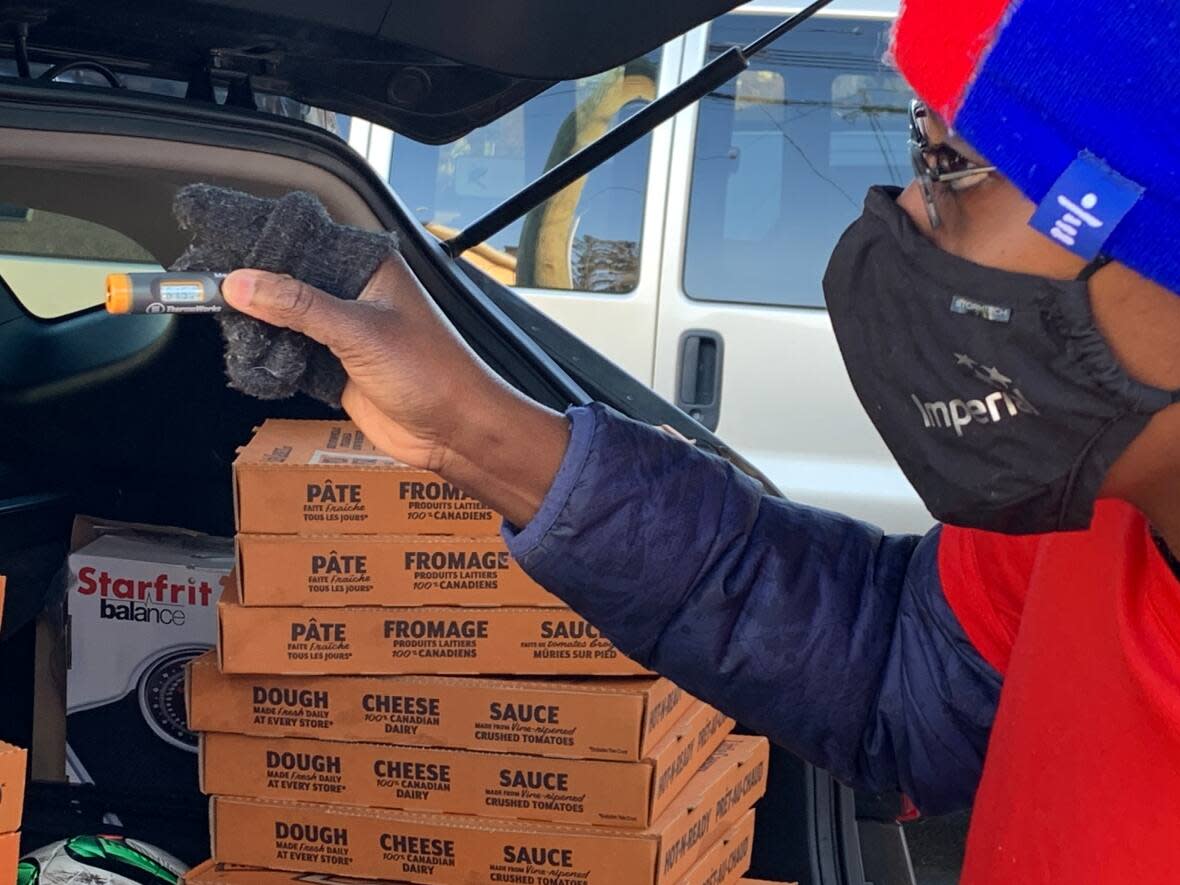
left=219, top=0, right=1180, bottom=880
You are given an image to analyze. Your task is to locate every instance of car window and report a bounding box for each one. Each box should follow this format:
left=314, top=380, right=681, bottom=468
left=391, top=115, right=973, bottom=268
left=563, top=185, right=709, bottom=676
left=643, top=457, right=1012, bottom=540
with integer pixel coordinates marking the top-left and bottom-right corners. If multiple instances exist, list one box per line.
left=385, top=50, right=662, bottom=294
left=682, top=13, right=912, bottom=308
left=0, top=206, right=161, bottom=319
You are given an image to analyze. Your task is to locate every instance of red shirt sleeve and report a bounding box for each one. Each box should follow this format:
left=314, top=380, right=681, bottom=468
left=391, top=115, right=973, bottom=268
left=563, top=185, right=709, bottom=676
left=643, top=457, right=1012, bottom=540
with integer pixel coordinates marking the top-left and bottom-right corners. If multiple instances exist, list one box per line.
left=937, top=525, right=1045, bottom=676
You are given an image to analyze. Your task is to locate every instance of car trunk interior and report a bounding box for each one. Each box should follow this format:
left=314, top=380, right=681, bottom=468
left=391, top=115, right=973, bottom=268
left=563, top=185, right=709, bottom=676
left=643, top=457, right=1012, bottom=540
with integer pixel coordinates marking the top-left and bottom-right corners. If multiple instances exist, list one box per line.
left=0, top=123, right=381, bottom=860
left=0, top=127, right=395, bottom=526
left=0, top=89, right=862, bottom=883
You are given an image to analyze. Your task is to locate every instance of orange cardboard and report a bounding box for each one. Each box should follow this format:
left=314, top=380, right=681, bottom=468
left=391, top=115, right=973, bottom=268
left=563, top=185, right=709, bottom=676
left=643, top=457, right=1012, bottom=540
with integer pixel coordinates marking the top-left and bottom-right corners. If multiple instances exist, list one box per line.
left=209, top=736, right=769, bottom=885
left=200, top=702, right=731, bottom=828
left=189, top=812, right=757, bottom=885
left=0, top=832, right=18, bottom=885
left=644, top=702, right=734, bottom=822
left=234, top=421, right=498, bottom=536
left=0, top=742, right=17, bottom=885
left=181, top=862, right=263, bottom=885
left=217, top=584, right=647, bottom=676
left=0, top=743, right=26, bottom=834
left=181, top=863, right=311, bottom=885
left=188, top=650, right=692, bottom=762
left=237, top=534, right=562, bottom=608
left=188, top=814, right=758, bottom=885
left=650, top=736, right=768, bottom=884
left=678, top=809, right=756, bottom=885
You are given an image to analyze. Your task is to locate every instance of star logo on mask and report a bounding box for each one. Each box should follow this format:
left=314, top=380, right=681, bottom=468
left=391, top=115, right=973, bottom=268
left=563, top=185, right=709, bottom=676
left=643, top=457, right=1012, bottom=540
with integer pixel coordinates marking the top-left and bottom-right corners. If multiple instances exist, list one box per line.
left=950, top=353, right=1035, bottom=412
left=976, top=365, right=1012, bottom=388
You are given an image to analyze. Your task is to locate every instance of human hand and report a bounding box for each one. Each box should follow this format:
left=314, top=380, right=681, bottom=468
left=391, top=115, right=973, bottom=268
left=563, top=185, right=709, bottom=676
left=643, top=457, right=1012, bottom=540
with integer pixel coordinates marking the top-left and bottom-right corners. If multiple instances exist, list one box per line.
left=223, top=256, right=569, bottom=524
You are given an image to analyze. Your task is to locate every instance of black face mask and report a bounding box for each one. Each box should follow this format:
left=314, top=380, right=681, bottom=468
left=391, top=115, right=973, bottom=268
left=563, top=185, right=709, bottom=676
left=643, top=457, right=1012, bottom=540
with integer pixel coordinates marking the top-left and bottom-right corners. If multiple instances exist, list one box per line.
left=822, top=186, right=1180, bottom=534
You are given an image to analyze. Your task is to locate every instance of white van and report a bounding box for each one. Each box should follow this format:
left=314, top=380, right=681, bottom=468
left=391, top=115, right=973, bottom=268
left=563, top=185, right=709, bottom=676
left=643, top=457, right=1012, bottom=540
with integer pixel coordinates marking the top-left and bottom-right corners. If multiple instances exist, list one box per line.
left=349, top=0, right=928, bottom=532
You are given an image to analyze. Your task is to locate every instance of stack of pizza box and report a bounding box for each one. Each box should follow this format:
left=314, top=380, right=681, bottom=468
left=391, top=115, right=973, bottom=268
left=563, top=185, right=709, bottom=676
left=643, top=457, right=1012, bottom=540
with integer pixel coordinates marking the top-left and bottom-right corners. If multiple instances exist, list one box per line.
left=186, top=419, right=768, bottom=885
left=0, top=740, right=23, bottom=885
left=0, top=577, right=27, bottom=885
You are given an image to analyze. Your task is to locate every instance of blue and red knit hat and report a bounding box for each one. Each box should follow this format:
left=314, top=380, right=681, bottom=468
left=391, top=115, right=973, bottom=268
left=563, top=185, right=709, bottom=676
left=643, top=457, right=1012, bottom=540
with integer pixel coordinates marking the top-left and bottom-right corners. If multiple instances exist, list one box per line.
left=891, top=0, right=1180, bottom=294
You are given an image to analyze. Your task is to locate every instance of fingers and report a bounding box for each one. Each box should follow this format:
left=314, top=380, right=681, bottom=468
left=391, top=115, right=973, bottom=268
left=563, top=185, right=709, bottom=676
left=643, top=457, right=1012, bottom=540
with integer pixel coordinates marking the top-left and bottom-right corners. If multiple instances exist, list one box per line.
left=222, top=256, right=437, bottom=365
left=223, top=269, right=364, bottom=352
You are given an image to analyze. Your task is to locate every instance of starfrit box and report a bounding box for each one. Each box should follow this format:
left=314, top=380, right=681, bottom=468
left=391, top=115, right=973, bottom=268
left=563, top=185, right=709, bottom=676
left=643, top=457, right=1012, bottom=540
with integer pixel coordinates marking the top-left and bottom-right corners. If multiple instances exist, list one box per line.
left=237, top=534, right=562, bottom=608
left=234, top=420, right=498, bottom=536
left=217, top=585, right=647, bottom=676
left=210, top=736, right=769, bottom=885
left=187, top=651, right=692, bottom=762
left=200, top=701, right=732, bottom=828
left=0, top=832, right=17, bottom=885
left=0, top=743, right=26, bottom=834
left=678, top=808, right=757, bottom=885
left=65, top=519, right=233, bottom=800
left=186, top=812, right=756, bottom=885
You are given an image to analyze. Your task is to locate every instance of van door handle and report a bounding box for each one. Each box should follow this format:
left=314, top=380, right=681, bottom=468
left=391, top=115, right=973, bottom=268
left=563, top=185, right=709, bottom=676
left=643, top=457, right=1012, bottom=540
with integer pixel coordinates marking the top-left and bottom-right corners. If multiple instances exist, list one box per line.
left=675, top=330, right=724, bottom=432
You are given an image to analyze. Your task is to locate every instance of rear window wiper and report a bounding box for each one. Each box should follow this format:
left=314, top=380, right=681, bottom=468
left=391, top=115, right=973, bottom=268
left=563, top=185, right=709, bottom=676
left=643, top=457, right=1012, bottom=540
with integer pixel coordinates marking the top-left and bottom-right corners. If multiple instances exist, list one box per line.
left=444, top=0, right=836, bottom=257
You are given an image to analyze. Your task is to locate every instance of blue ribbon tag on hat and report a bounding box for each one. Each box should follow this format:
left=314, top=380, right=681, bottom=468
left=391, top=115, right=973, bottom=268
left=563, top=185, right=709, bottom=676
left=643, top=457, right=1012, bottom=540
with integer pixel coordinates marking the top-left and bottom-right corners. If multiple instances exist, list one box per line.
left=1029, top=151, right=1144, bottom=259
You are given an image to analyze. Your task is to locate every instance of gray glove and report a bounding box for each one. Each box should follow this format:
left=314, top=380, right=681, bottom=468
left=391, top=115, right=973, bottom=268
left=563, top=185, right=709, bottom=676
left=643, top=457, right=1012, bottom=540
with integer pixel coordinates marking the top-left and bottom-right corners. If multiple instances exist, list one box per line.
left=170, top=184, right=400, bottom=406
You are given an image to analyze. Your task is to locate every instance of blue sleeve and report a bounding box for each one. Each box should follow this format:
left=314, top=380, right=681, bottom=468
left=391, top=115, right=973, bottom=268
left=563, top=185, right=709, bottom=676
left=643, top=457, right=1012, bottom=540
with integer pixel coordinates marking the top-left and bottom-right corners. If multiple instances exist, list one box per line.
left=504, top=403, right=1001, bottom=815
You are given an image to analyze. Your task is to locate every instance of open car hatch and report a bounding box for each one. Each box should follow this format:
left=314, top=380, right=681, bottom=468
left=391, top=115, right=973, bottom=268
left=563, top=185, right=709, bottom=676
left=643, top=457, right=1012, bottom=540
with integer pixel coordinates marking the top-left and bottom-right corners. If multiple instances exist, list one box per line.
left=2, top=0, right=747, bottom=143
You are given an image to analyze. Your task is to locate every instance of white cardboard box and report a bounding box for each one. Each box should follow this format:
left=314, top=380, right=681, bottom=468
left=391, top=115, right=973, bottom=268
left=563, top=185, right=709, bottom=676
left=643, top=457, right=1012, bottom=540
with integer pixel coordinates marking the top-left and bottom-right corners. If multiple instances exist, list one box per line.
left=66, top=522, right=233, bottom=797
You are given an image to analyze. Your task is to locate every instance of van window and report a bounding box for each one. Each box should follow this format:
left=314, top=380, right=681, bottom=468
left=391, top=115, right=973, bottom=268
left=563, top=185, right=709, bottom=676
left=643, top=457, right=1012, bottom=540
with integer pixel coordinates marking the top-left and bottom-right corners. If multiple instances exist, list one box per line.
left=0, top=206, right=160, bottom=319
left=386, top=51, right=662, bottom=294
left=682, top=14, right=912, bottom=308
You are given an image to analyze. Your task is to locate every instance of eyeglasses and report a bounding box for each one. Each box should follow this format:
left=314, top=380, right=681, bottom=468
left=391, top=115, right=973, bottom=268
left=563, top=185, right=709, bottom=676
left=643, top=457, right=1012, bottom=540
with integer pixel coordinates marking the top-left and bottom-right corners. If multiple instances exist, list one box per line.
left=908, top=100, right=997, bottom=229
